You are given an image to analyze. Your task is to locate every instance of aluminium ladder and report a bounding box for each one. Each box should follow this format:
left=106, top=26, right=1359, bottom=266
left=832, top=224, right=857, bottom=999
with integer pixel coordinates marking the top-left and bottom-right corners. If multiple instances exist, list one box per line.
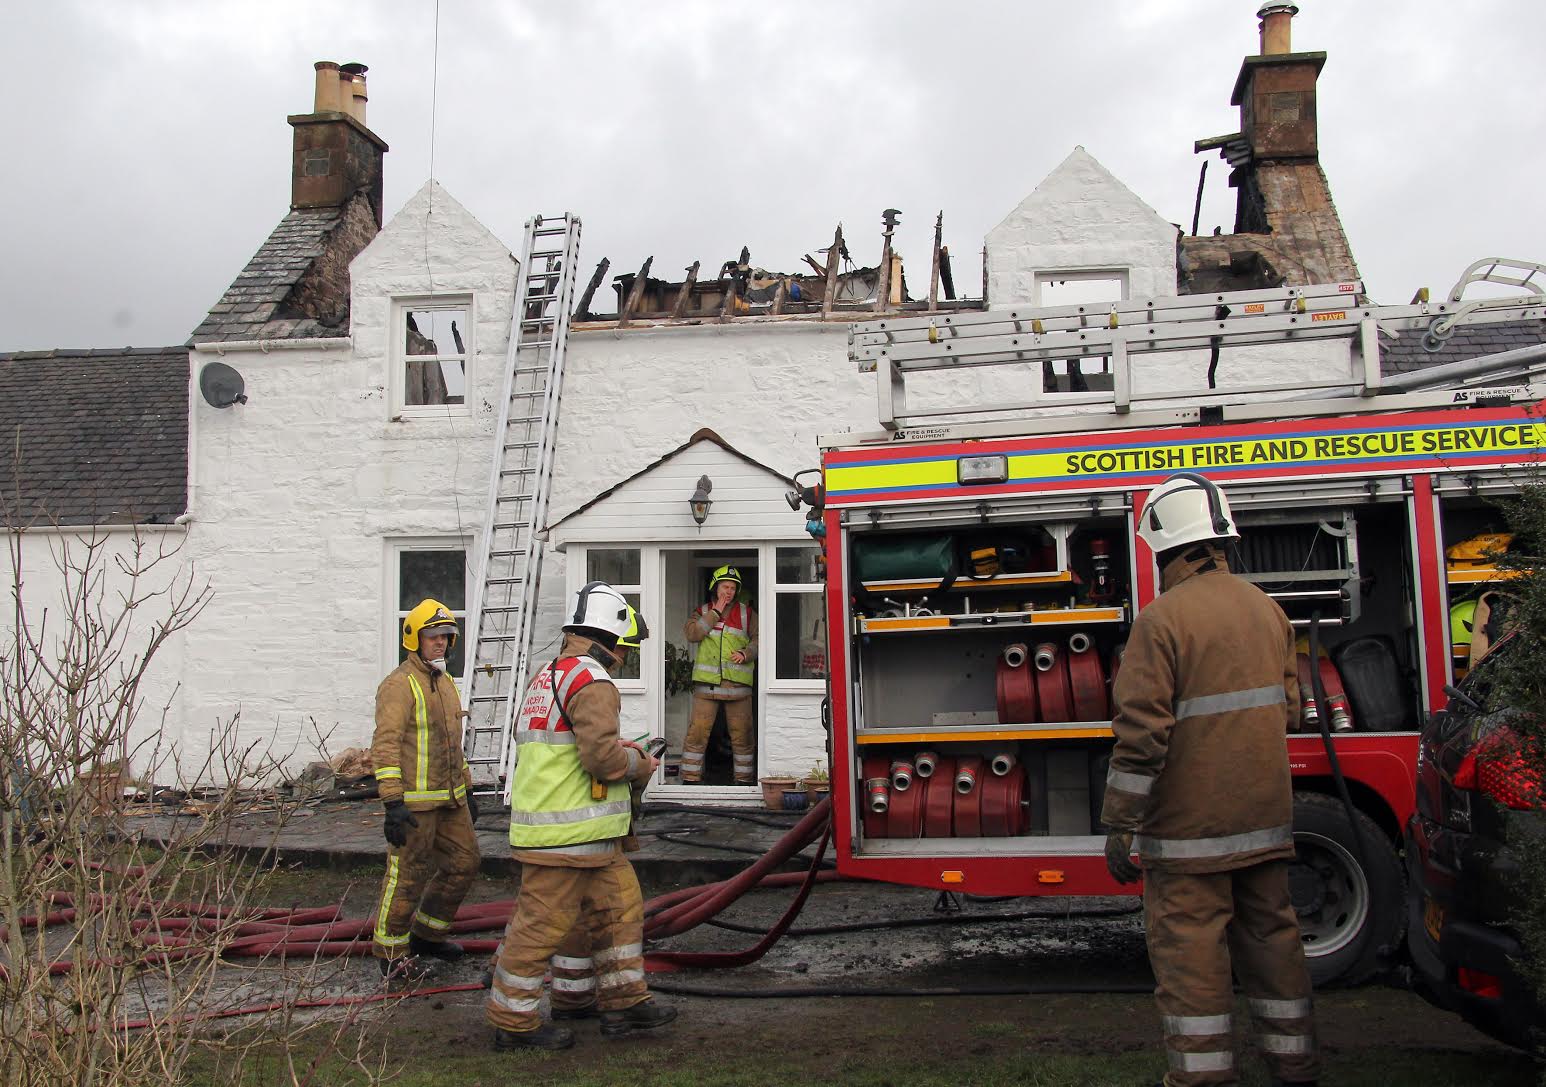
left=462, top=214, right=583, bottom=802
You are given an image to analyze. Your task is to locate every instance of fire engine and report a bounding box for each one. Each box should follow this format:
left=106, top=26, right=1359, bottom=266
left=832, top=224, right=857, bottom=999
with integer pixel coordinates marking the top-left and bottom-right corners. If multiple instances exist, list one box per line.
left=811, top=259, right=1546, bottom=987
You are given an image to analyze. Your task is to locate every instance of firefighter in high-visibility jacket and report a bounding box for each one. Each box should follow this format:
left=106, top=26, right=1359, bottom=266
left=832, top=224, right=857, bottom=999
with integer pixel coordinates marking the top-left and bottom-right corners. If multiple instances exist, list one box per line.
left=681, top=565, right=759, bottom=784
left=370, top=599, right=480, bottom=974
left=1101, top=473, right=1319, bottom=1087
left=486, top=582, right=676, bottom=1051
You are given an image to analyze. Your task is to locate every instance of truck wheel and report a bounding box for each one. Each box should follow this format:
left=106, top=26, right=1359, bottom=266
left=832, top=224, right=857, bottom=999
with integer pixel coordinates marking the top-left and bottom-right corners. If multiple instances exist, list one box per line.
left=1290, top=792, right=1404, bottom=988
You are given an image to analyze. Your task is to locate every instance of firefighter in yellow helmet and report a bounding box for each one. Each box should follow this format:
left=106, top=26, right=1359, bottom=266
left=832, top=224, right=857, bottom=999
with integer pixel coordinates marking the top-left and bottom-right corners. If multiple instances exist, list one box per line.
left=369, top=599, right=481, bottom=975
left=486, top=585, right=675, bottom=1051
left=681, top=565, right=759, bottom=784
left=1101, top=474, right=1318, bottom=1087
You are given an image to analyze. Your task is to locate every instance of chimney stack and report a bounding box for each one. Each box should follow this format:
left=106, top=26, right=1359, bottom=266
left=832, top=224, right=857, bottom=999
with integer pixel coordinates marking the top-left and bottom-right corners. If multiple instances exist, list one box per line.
left=289, top=60, right=388, bottom=225
left=1257, top=3, right=1297, bottom=56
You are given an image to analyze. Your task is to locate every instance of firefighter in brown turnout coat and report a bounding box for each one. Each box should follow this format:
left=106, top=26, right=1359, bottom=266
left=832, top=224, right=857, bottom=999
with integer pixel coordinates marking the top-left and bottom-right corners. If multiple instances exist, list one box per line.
left=1101, top=473, right=1318, bottom=1087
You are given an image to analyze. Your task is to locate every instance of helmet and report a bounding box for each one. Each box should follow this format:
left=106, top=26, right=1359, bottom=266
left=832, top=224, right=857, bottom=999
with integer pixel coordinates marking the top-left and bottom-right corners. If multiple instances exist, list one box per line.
left=402, top=598, right=460, bottom=652
left=1450, top=599, right=1477, bottom=645
left=1137, top=472, right=1239, bottom=554
left=618, top=605, right=650, bottom=650
left=563, top=581, right=633, bottom=640
left=708, top=565, right=742, bottom=591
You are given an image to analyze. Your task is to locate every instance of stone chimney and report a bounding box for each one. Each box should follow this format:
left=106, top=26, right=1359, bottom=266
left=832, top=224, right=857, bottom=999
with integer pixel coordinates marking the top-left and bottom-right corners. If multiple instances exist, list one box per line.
left=288, top=60, right=388, bottom=225
left=1232, top=3, right=1322, bottom=164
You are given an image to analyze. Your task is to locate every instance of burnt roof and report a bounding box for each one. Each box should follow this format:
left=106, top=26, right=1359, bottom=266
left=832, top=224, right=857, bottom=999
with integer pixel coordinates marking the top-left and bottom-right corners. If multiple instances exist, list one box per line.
left=0, top=348, right=188, bottom=527
left=1379, top=319, right=1546, bottom=376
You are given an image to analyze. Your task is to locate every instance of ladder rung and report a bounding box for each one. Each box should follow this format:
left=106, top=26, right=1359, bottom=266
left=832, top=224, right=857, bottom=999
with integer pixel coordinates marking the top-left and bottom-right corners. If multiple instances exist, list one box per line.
left=504, top=441, right=541, bottom=451
left=488, top=547, right=529, bottom=556
left=500, top=467, right=536, bottom=476
left=480, top=604, right=523, bottom=614
left=483, top=576, right=527, bottom=586
left=532, top=226, right=569, bottom=236
left=476, top=633, right=519, bottom=642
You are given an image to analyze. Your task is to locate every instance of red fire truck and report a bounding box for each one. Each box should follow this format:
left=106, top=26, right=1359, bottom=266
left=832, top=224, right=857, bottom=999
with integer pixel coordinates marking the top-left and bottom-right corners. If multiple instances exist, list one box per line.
left=814, top=262, right=1546, bottom=986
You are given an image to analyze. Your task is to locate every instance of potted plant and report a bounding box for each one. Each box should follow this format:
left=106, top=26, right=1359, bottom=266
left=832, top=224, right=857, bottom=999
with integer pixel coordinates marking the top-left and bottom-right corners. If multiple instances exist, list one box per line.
left=803, top=763, right=831, bottom=805
left=759, top=772, right=801, bottom=811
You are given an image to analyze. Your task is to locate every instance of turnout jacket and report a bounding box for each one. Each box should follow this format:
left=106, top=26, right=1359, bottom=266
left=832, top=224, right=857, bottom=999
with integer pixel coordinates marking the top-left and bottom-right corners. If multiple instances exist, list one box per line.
left=372, top=654, right=473, bottom=812
left=1100, top=545, right=1300, bottom=874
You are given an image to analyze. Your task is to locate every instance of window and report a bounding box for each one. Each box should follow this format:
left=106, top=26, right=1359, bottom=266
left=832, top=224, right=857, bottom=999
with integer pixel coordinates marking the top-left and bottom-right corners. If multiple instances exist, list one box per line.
left=587, top=548, right=642, bottom=682
left=393, top=297, right=472, bottom=418
left=773, top=545, right=825, bottom=683
left=1034, top=270, right=1128, bottom=308
left=390, top=542, right=469, bottom=678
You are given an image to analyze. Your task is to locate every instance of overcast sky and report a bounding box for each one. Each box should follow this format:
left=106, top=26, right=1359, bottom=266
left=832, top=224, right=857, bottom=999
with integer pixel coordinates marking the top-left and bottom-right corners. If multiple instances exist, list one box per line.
left=3, top=1, right=1542, bottom=351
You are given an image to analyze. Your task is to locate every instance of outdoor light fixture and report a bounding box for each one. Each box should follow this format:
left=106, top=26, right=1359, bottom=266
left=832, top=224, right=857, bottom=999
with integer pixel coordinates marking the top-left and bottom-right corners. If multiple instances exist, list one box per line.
left=689, top=475, right=714, bottom=525
left=957, top=454, right=1008, bottom=485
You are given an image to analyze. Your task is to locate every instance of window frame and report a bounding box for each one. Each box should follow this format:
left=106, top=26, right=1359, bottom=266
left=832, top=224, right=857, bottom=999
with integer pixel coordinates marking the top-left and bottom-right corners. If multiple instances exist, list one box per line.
left=390, top=294, right=475, bottom=421
left=767, top=543, right=827, bottom=693
left=385, top=536, right=474, bottom=685
left=579, top=546, right=645, bottom=692
left=1031, top=268, right=1130, bottom=308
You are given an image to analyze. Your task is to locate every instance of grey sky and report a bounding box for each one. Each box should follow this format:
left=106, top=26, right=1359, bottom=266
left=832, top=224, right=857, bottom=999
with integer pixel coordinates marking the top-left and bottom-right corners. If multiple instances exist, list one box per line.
left=3, top=1, right=1542, bottom=352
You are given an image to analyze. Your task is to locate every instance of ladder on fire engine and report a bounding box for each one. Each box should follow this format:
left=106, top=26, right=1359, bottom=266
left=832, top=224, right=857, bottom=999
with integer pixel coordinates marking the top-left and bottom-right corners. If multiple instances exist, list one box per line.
left=849, top=257, right=1546, bottom=440
left=462, top=214, right=583, bottom=801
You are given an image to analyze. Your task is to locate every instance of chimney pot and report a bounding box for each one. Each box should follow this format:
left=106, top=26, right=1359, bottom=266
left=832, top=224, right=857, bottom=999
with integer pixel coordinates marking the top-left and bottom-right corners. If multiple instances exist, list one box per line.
left=312, top=60, right=341, bottom=113
left=339, top=62, right=369, bottom=125
left=1257, top=3, right=1298, bottom=55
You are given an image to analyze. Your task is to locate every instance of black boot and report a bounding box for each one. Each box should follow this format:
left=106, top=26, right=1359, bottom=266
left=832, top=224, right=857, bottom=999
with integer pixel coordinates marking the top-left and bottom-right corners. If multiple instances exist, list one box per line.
left=493, top=1023, right=575, bottom=1051
left=600, top=998, right=678, bottom=1038
left=409, top=933, right=465, bottom=960
left=552, top=1002, right=599, bottom=1020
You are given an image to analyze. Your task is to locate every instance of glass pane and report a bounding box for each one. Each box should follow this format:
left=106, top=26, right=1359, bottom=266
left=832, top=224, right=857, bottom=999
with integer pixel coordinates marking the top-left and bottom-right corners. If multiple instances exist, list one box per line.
left=776, top=546, right=820, bottom=585
left=587, top=548, right=641, bottom=586
left=775, top=591, right=827, bottom=680
left=404, top=307, right=468, bottom=357
left=618, top=592, right=641, bottom=681
left=399, top=550, right=466, bottom=610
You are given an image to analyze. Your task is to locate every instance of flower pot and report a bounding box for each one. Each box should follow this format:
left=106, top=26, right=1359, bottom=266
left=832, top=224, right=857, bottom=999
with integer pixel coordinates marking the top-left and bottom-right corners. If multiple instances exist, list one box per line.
left=759, top=776, right=800, bottom=811
left=804, top=780, right=831, bottom=806
left=781, top=789, right=810, bottom=812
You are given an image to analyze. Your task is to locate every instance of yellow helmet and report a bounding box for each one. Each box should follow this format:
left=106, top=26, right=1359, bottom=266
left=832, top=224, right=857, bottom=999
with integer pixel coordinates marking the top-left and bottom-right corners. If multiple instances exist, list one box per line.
left=618, top=605, right=650, bottom=650
left=402, top=598, right=459, bottom=652
left=708, top=565, right=742, bottom=591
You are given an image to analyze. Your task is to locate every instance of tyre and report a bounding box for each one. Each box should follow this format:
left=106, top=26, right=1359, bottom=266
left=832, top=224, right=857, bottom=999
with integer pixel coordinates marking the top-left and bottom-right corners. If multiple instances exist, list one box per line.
left=1290, top=792, right=1405, bottom=987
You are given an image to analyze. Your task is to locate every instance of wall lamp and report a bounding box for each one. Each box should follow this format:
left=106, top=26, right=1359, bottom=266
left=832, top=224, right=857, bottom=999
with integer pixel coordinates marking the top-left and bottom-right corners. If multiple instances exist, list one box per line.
left=689, top=475, right=714, bottom=525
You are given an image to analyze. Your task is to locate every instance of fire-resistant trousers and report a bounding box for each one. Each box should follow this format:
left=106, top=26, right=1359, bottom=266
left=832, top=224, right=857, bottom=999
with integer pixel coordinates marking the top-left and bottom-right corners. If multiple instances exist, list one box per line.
left=485, top=854, right=649, bottom=1033
left=549, top=925, right=601, bottom=1014
left=1144, top=861, right=1319, bottom=1086
left=371, top=806, right=480, bottom=960
left=682, top=693, right=755, bottom=784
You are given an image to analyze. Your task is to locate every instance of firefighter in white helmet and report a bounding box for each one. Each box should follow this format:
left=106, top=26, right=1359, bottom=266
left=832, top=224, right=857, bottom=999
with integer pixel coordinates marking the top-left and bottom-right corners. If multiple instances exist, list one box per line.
left=1100, top=473, right=1318, bottom=1087
left=486, top=583, right=675, bottom=1051
left=370, top=598, right=480, bottom=974
left=681, top=565, right=760, bottom=784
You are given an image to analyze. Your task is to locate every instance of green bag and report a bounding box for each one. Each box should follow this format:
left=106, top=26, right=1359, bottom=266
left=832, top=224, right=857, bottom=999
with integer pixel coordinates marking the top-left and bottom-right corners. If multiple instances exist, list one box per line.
left=852, top=533, right=959, bottom=589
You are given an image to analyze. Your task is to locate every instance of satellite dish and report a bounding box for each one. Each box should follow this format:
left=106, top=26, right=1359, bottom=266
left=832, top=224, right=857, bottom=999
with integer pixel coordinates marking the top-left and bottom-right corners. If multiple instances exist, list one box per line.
left=199, top=362, right=248, bottom=408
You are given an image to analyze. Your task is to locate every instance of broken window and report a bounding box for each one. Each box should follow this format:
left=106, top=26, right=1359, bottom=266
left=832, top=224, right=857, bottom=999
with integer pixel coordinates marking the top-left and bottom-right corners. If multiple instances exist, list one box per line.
left=1034, top=272, right=1128, bottom=309
left=398, top=300, right=470, bottom=412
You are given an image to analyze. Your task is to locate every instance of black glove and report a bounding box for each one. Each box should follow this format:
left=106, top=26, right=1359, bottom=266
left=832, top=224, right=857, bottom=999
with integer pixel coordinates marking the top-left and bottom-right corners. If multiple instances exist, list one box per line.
left=466, top=793, right=481, bottom=824
left=1104, top=830, right=1141, bottom=885
left=383, top=800, right=419, bottom=848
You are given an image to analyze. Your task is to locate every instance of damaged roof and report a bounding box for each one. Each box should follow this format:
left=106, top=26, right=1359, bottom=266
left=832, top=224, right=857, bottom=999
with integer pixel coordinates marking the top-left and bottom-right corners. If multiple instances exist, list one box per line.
left=1379, top=319, right=1546, bottom=377
left=0, top=348, right=188, bottom=527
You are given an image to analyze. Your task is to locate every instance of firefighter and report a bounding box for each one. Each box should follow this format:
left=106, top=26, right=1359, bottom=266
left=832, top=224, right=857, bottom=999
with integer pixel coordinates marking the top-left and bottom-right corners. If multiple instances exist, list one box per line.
left=1100, top=473, right=1318, bottom=1087
left=487, top=582, right=676, bottom=1051
left=681, top=565, right=759, bottom=784
left=370, top=598, right=480, bottom=975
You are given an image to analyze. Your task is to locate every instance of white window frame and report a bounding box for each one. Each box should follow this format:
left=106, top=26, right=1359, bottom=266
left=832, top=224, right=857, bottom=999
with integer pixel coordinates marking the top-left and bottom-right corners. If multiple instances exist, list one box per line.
left=390, top=294, right=474, bottom=421
left=385, top=537, right=474, bottom=685
left=766, top=542, right=826, bottom=694
left=1032, top=268, right=1130, bottom=307
left=577, top=546, right=645, bottom=692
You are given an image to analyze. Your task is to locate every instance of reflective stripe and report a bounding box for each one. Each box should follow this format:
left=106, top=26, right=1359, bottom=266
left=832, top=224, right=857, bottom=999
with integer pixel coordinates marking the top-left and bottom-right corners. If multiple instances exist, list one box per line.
left=404, top=788, right=453, bottom=803
left=1174, top=684, right=1286, bottom=721
left=599, top=967, right=646, bottom=988
left=551, top=976, right=596, bottom=992
left=1107, top=768, right=1155, bottom=795
left=1167, top=1049, right=1234, bottom=1073
left=1260, top=1033, right=1315, bottom=1055
left=1162, top=1013, right=1232, bottom=1036
left=494, top=965, right=544, bottom=992
left=626, top=748, right=640, bottom=778
left=1136, top=823, right=1293, bottom=860
left=593, top=942, right=643, bottom=964
left=413, top=911, right=451, bottom=931
left=557, top=659, right=610, bottom=706
left=521, top=839, right=618, bottom=857
left=679, top=752, right=705, bottom=765
left=1249, top=997, right=1312, bottom=1019
left=488, top=989, right=542, bottom=1014
left=733, top=755, right=756, bottom=765
left=453, top=783, right=468, bottom=799
left=552, top=955, right=593, bottom=971
left=374, top=855, right=403, bottom=946
left=516, top=729, right=577, bottom=746
left=375, top=766, right=403, bottom=781
left=407, top=674, right=430, bottom=795
left=694, top=684, right=753, bottom=699
left=509, top=799, right=631, bottom=826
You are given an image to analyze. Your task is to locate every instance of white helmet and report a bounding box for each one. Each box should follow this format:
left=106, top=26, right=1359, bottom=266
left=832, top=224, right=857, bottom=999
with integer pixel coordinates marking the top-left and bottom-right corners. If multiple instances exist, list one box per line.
left=1138, top=472, right=1239, bottom=554
left=563, top=581, right=633, bottom=640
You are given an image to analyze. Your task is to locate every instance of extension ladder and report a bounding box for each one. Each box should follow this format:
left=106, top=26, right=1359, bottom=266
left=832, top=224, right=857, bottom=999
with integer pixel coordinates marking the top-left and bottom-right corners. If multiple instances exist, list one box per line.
left=462, top=214, right=583, bottom=801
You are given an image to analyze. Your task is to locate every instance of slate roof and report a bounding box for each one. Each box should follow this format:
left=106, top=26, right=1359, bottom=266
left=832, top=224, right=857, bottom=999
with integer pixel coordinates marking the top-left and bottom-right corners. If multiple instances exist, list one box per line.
left=189, top=206, right=350, bottom=343
left=0, top=348, right=188, bottom=526
left=1379, top=318, right=1546, bottom=376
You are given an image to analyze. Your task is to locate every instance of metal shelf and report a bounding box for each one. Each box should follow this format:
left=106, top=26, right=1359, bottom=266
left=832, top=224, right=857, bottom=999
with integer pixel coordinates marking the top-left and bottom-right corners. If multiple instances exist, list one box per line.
left=856, top=605, right=1125, bottom=635
left=861, top=570, right=1073, bottom=593
left=855, top=723, right=1114, bottom=744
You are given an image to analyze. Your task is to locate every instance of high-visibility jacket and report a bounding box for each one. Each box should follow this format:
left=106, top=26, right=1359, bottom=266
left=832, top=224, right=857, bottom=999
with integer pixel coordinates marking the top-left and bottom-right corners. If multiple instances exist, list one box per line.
left=372, top=655, right=472, bottom=812
left=686, top=602, right=757, bottom=689
left=509, top=648, right=637, bottom=855
left=1100, top=544, right=1300, bottom=874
